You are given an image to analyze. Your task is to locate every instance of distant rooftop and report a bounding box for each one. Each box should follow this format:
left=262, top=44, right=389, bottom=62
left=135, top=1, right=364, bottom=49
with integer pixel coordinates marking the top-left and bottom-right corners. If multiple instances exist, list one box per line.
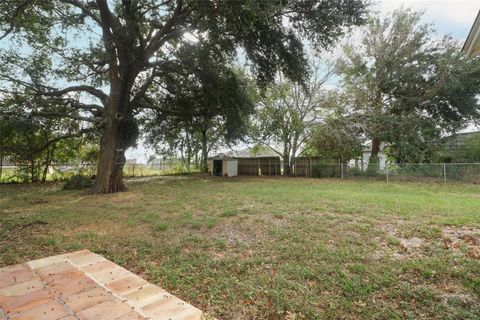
left=211, top=148, right=279, bottom=159
left=442, top=131, right=480, bottom=150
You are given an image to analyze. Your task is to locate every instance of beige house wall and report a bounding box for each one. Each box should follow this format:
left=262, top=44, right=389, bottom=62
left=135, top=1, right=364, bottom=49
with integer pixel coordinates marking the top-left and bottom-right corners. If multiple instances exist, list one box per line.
left=462, top=11, right=480, bottom=58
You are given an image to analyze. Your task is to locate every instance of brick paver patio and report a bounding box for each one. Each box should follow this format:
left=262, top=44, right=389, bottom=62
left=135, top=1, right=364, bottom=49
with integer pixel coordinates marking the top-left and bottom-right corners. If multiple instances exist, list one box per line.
left=0, top=250, right=209, bottom=320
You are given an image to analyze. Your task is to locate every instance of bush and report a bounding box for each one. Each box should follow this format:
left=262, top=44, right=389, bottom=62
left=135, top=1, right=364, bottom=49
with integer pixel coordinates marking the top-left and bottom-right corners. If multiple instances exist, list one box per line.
left=63, top=174, right=93, bottom=190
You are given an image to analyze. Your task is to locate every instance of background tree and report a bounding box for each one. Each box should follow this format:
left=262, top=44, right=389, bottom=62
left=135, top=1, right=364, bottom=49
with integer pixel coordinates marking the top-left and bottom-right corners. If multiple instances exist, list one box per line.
left=0, top=95, right=92, bottom=182
left=452, top=135, right=480, bottom=163
left=0, top=0, right=367, bottom=193
left=434, top=134, right=480, bottom=163
left=0, top=117, right=44, bottom=183
left=382, top=114, right=441, bottom=163
left=249, top=69, right=330, bottom=175
left=337, top=8, right=480, bottom=172
left=143, top=43, right=254, bottom=172
left=304, top=95, right=364, bottom=164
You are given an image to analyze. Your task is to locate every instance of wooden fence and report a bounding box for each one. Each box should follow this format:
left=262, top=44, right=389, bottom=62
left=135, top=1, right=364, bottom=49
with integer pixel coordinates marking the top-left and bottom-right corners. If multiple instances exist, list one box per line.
left=236, top=157, right=281, bottom=176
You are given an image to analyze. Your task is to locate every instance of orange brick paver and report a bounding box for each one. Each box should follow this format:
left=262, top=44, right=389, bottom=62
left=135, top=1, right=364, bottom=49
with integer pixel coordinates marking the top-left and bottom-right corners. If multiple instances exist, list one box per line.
left=0, top=250, right=212, bottom=320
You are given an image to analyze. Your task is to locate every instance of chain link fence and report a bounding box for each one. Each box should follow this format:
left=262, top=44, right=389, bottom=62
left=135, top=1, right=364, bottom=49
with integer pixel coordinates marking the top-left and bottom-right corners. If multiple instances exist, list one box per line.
left=383, top=163, right=480, bottom=183
left=230, top=159, right=480, bottom=184
left=0, top=161, right=198, bottom=184
left=1, top=159, right=479, bottom=184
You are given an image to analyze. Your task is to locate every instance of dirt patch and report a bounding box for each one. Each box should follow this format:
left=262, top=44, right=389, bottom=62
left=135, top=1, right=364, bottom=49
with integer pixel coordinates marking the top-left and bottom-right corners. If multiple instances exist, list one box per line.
left=399, top=237, right=423, bottom=250
left=236, top=202, right=258, bottom=214
left=89, top=190, right=142, bottom=204
left=221, top=226, right=251, bottom=246
left=375, top=223, right=480, bottom=261
left=374, top=222, right=425, bottom=259
left=125, top=176, right=165, bottom=183
left=443, top=226, right=480, bottom=259
left=30, top=198, right=49, bottom=205
left=430, top=283, right=478, bottom=307
left=208, top=220, right=265, bottom=261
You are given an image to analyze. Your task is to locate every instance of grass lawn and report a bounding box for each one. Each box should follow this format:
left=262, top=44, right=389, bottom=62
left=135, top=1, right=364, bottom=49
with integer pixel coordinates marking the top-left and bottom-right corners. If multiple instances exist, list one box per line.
left=1, top=176, right=479, bottom=319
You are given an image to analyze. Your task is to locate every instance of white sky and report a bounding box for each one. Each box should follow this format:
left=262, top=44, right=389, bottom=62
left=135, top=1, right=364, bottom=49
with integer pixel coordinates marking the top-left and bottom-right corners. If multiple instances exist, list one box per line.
left=126, top=0, right=480, bottom=163
left=377, top=0, right=479, bottom=39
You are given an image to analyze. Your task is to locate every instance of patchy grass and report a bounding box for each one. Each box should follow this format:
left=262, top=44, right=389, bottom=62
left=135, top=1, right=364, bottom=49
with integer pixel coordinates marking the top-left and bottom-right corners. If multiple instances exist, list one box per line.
left=1, top=176, right=479, bottom=319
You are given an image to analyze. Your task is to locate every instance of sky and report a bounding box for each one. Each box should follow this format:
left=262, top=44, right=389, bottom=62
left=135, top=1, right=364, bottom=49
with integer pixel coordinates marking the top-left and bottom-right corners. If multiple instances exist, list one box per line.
left=126, top=0, right=480, bottom=163
left=377, top=0, right=479, bottom=39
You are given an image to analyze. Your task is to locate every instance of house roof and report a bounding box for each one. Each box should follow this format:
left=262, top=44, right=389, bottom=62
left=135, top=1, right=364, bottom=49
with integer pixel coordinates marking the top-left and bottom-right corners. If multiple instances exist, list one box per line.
left=462, top=10, right=480, bottom=58
left=210, top=148, right=278, bottom=159
left=441, top=131, right=480, bottom=151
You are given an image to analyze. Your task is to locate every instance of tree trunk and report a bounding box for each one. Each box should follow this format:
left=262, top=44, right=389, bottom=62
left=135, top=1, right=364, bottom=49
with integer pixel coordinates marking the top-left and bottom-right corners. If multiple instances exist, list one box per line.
left=290, top=141, right=299, bottom=177
left=283, top=153, right=290, bottom=176
left=339, top=155, right=344, bottom=178
left=194, top=152, right=199, bottom=169
left=367, top=137, right=381, bottom=175
left=41, top=163, right=48, bottom=183
left=41, top=144, right=55, bottom=183
left=30, top=155, right=35, bottom=183
left=200, top=130, right=208, bottom=173
left=282, top=143, right=291, bottom=176
left=93, top=116, right=127, bottom=193
left=0, top=151, right=3, bottom=183
left=92, top=69, right=137, bottom=194
left=185, top=131, right=191, bottom=172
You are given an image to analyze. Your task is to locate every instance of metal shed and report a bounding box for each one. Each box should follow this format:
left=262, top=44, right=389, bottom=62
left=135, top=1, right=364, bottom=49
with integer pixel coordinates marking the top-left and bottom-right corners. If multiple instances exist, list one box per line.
left=208, top=158, right=238, bottom=177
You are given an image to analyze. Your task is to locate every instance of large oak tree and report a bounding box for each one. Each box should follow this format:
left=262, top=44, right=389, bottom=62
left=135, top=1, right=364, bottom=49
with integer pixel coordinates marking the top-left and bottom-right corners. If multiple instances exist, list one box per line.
left=0, top=0, right=367, bottom=193
left=337, top=8, right=480, bottom=171
left=143, top=42, right=254, bottom=172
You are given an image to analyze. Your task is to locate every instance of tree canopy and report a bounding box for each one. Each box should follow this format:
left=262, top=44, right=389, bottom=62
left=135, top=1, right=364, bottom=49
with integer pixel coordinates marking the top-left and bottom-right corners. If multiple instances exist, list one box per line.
left=337, top=8, right=480, bottom=169
left=304, top=93, right=364, bottom=163
left=143, top=42, right=254, bottom=171
left=0, top=0, right=367, bottom=192
left=248, top=64, right=332, bottom=174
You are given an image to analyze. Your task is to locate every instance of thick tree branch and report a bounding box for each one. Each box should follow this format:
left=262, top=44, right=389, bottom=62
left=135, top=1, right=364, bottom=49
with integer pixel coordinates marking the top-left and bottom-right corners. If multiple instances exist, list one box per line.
left=32, top=111, right=102, bottom=123
left=41, top=127, right=97, bottom=151
left=131, top=71, right=158, bottom=104
left=38, top=85, right=108, bottom=105
left=58, top=0, right=102, bottom=25
left=94, top=0, right=120, bottom=75
left=0, top=109, right=100, bottom=123
left=40, top=85, right=108, bottom=105
left=145, top=0, right=187, bottom=56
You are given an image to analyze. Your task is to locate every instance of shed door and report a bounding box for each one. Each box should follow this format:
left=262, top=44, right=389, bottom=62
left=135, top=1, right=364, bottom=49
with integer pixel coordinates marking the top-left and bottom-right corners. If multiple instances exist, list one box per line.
left=213, top=160, right=223, bottom=176
left=226, top=160, right=238, bottom=177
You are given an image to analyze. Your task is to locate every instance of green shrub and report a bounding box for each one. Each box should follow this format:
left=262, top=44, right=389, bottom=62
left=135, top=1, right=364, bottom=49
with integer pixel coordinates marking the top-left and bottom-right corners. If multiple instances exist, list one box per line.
left=63, top=174, right=93, bottom=190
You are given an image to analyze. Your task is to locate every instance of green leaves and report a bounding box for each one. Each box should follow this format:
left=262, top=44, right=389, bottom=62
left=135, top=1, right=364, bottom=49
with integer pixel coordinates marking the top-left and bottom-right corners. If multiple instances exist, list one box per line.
left=143, top=41, right=254, bottom=165
left=1, top=0, right=368, bottom=189
left=337, top=8, right=480, bottom=163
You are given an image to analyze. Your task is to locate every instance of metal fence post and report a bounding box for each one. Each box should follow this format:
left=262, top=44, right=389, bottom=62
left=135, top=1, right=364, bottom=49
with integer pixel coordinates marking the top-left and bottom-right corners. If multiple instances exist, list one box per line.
left=443, top=163, right=447, bottom=184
